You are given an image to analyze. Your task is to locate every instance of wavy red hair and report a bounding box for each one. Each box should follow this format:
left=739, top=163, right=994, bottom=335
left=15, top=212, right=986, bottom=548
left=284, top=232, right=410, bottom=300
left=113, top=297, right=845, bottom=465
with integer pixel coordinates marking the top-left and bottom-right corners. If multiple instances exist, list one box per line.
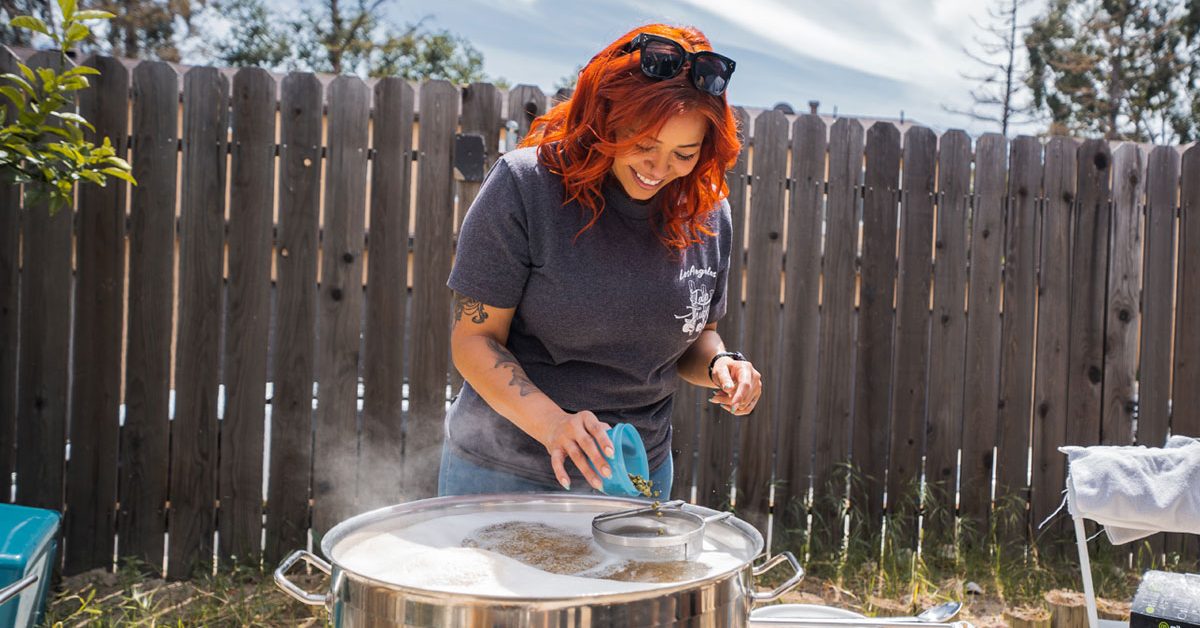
left=520, top=24, right=742, bottom=250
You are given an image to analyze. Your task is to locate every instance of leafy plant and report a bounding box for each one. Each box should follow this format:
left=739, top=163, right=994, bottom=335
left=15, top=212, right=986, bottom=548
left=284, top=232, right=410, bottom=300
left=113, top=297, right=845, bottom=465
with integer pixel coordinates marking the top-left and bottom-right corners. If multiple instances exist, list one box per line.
left=1, top=0, right=135, bottom=214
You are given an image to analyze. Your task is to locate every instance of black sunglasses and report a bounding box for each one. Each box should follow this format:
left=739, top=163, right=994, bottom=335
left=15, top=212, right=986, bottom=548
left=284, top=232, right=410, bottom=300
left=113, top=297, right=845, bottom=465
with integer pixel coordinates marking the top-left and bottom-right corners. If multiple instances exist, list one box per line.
left=620, top=33, right=736, bottom=97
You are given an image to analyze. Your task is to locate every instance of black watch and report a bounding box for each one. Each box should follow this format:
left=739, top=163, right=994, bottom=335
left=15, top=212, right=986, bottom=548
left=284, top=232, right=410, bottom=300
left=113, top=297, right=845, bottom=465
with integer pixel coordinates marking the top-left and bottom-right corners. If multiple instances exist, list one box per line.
left=707, top=351, right=746, bottom=384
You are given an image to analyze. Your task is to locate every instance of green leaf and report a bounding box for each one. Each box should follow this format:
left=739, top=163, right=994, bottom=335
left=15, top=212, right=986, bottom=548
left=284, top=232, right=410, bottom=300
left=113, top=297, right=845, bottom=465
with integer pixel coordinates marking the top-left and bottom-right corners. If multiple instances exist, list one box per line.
left=65, top=22, right=89, bottom=44
left=62, top=66, right=101, bottom=77
left=100, top=167, right=136, bottom=184
left=0, top=87, right=26, bottom=112
left=73, top=10, right=115, bottom=20
left=51, top=111, right=95, bottom=131
left=103, top=155, right=131, bottom=170
left=58, top=0, right=77, bottom=22
left=10, top=16, right=51, bottom=37
left=18, top=64, right=36, bottom=86
left=59, top=76, right=89, bottom=91
left=36, top=68, right=57, bottom=91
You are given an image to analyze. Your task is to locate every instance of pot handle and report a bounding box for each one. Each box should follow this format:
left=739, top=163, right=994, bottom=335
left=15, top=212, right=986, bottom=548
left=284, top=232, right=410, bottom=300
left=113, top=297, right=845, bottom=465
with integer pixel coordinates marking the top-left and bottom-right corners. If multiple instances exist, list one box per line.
left=274, top=549, right=332, bottom=606
left=749, top=551, right=804, bottom=603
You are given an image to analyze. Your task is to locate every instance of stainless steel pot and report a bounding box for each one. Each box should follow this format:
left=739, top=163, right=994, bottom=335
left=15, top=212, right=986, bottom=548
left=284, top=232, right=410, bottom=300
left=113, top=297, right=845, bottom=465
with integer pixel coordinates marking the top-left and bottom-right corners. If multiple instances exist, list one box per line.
left=275, top=493, right=803, bottom=627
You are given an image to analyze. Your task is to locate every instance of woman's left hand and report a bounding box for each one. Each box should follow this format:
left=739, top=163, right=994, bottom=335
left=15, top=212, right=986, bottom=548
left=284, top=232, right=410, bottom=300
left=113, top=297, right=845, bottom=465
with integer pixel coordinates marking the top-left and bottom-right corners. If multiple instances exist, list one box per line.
left=707, top=357, right=762, bottom=416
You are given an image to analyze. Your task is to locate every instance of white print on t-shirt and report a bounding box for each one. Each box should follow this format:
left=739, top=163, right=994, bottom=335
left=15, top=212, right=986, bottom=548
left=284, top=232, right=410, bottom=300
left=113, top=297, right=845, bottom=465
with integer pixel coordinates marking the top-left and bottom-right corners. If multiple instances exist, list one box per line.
left=679, top=265, right=718, bottom=281
left=676, top=279, right=714, bottom=336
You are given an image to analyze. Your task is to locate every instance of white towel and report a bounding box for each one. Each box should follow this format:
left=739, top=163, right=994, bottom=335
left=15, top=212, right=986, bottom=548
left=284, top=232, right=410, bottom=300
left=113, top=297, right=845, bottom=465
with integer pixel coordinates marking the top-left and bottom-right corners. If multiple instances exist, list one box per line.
left=1060, top=435, right=1200, bottom=545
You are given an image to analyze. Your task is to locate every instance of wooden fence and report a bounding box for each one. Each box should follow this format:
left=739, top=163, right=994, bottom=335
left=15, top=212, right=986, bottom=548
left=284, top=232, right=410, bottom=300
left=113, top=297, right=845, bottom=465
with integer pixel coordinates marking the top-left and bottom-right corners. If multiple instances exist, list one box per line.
left=2, top=50, right=1198, bottom=579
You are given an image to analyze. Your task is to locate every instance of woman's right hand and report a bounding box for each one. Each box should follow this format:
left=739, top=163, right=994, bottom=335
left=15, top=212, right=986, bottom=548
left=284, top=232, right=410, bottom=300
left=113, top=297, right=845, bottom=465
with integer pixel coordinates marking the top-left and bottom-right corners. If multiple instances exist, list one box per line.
left=539, top=410, right=615, bottom=491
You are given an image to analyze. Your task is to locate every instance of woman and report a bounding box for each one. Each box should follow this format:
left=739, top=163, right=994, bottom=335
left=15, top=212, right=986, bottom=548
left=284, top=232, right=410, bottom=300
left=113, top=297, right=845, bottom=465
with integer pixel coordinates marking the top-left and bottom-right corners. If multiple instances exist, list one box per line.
left=439, top=24, right=762, bottom=498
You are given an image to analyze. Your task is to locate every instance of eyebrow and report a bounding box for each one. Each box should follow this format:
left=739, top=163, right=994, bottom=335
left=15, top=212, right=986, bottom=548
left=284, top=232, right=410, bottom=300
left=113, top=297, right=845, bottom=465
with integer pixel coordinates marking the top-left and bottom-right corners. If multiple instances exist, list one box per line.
left=650, top=139, right=703, bottom=148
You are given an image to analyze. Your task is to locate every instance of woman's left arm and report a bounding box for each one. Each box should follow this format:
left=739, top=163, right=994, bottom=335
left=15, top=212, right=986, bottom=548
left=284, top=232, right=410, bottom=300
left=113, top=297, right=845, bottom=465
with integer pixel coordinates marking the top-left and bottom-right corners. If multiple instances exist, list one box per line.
left=676, top=321, right=762, bottom=416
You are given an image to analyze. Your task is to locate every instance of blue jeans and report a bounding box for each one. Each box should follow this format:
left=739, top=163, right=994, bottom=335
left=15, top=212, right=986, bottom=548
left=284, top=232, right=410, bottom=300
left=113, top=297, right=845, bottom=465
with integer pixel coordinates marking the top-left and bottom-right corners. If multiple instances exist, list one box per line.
left=438, top=441, right=674, bottom=500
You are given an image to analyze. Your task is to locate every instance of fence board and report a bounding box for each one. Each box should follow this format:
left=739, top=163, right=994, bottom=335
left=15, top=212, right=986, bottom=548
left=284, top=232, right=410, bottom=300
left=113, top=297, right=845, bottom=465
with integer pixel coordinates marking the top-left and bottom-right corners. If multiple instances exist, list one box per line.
left=119, top=60, right=178, bottom=570
left=925, top=130, right=971, bottom=533
left=697, top=107, right=750, bottom=508
left=887, top=127, right=935, bottom=520
left=995, top=136, right=1041, bottom=540
left=1102, top=144, right=1144, bottom=446
left=1030, top=137, right=1077, bottom=539
left=778, top=114, right=827, bottom=528
left=851, top=122, right=900, bottom=528
left=812, top=118, right=863, bottom=541
left=737, top=109, right=788, bottom=533
left=1174, top=145, right=1200, bottom=556
left=0, top=46, right=19, bottom=505
left=361, top=78, right=415, bottom=511
left=670, top=383, right=698, bottom=502
left=1065, top=140, right=1112, bottom=448
left=1138, top=147, right=1180, bottom=447
left=168, top=67, right=228, bottom=579
left=312, top=76, right=370, bottom=537
left=265, top=73, right=323, bottom=564
left=507, top=84, right=548, bottom=145
left=960, top=134, right=1006, bottom=529
left=218, top=67, right=275, bottom=565
left=65, top=55, right=128, bottom=574
left=16, top=51, right=73, bottom=514
left=406, top=80, right=459, bottom=498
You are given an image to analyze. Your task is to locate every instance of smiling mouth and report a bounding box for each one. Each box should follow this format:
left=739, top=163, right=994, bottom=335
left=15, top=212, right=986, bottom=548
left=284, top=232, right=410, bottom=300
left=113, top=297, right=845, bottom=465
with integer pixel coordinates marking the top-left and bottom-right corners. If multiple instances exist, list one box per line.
left=631, top=168, right=663, bottom=188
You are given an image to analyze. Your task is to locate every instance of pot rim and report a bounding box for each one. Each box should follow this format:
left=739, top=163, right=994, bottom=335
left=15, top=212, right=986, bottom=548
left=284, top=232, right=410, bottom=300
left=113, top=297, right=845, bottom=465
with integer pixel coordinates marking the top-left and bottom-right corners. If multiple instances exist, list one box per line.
left=315, top=493, right=765, bottom=603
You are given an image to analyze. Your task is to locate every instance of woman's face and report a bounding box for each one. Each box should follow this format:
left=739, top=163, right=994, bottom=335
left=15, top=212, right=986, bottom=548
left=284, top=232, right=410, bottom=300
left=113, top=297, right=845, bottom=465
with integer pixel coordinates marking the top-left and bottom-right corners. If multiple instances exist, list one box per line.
left=609, top=110, right=707, bottom=201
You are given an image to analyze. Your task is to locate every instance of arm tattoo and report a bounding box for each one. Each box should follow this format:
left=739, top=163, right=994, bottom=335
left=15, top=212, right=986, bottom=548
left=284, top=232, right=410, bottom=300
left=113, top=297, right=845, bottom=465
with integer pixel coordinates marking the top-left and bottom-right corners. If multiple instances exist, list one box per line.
left=453, top=292, right=489, bottom=324
left=484, top=337, right=539, bottom=397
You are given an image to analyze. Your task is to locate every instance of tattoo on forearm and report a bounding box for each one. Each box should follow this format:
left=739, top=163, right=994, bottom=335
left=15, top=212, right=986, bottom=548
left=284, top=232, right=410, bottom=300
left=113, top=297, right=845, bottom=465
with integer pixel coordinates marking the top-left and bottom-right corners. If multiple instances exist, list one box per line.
left=454, top=292, right=488, bottom=324
left=484, top=337, right=538, bottom=397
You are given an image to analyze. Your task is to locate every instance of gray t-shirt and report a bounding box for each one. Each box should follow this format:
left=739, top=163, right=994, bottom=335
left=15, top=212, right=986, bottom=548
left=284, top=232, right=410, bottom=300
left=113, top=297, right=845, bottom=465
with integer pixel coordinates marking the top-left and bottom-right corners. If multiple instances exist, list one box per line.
left=445, top=146, right=731, bottom=486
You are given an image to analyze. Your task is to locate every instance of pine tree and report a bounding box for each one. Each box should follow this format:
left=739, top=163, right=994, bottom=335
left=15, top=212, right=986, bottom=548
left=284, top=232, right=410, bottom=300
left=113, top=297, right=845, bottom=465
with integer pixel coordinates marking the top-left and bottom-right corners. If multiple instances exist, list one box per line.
left=948, top=0, right=1038, bottom=136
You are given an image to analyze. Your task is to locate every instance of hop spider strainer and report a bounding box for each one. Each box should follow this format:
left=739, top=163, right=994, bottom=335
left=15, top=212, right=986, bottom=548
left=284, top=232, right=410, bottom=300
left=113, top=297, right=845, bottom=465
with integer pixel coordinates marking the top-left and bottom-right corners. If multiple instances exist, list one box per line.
left=591, top=500, right=733, bottom=562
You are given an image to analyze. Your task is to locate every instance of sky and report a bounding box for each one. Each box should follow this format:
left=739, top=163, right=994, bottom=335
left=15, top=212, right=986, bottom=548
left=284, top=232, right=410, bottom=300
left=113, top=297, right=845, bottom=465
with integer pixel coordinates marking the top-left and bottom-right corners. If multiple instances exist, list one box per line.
left=384, top=0, right=1049, bottom=136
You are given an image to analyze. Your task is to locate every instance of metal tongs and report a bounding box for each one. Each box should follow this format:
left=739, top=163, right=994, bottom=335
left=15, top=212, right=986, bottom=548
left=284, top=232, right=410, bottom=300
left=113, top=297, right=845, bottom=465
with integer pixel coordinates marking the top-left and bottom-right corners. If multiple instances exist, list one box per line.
left=591, top=500, right=733, bottom=562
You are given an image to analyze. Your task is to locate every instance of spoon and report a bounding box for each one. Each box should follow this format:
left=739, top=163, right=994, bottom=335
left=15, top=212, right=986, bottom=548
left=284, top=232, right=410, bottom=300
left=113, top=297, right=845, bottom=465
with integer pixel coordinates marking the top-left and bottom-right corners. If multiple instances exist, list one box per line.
left=876, top=601, right=963, bottom=623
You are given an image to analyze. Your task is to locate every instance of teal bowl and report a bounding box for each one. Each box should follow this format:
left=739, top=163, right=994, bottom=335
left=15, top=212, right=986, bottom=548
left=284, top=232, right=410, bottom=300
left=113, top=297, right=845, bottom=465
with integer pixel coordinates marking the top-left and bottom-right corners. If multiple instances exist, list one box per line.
left=590, top=423, right=651, bottom=497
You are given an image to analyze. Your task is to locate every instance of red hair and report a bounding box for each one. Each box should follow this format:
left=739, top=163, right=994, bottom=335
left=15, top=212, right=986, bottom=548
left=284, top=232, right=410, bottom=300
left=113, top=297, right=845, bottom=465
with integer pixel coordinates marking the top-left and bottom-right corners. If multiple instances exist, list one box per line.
left=520, top=24, right=742, bottom=250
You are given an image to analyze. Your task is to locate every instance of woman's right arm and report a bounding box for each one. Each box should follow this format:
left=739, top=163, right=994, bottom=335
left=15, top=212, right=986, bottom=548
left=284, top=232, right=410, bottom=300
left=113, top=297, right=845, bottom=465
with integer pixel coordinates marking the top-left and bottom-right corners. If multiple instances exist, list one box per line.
left=450, top=291, right=615, bottom=490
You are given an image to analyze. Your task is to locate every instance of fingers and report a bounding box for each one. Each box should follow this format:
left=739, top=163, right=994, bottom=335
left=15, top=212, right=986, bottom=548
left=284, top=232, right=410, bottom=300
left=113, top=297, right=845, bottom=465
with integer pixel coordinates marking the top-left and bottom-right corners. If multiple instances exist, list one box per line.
left=566, top=442, right=605, bottom=491
left=708, top=361, right=762, bottom=416
left=544, top=411, right=612, bottom=492
left=584, top=414, right=615, bottom=458
left=550, top=449, right=570, bottom=490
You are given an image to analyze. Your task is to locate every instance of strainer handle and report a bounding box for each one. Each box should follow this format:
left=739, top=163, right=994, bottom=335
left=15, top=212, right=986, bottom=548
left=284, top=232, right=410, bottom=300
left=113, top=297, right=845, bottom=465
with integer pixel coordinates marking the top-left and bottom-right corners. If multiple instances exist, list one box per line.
left=592, top=499, right=685, bottom=523
left=749, top=551, right=804, bottom=602
left=274, top=549, right=332, bottom=606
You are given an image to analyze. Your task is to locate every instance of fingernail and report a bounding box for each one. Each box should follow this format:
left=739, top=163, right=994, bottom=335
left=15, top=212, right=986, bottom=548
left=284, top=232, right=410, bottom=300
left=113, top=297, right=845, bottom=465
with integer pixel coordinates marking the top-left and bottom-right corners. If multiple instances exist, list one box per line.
left=560, top=478, right=571, bottom=490
left=602, top=466, right=612, bottom=478
left=723, top=382, right=733, bottom=390
left=605, top=447, right=615, bottom=458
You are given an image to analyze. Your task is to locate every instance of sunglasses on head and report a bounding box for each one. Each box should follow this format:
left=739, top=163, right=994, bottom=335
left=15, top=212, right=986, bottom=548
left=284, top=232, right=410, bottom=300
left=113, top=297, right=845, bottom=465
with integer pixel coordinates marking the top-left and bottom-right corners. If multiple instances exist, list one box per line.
left=620, top=33, right=736, bottom=97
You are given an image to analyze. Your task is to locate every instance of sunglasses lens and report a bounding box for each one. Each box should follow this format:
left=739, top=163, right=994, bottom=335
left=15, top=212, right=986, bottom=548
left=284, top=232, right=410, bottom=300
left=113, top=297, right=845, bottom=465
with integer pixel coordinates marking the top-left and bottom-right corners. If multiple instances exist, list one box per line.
left=640, top=40, right=683, bottom=78
left=692, top=55, right=733, bottom=95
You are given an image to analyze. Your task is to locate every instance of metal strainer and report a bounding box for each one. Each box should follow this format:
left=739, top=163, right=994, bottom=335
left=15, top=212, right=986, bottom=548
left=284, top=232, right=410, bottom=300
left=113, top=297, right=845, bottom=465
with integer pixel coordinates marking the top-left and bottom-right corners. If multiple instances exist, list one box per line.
left=591, top=500, right=733, bottom=562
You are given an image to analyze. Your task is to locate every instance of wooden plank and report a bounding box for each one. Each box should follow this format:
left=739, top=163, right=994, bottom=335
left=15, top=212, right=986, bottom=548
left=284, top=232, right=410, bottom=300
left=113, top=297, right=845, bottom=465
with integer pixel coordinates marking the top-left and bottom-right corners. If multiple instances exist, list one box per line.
left=812, top=118, right=864, bottom=540
left=886, top=126, right=935, bottom=521
left=360, top=78, right=415, bottom=512
left=1030, top=137, right=1077, bottom=535
left=1174, top=145, right=1200, bottom=556
left=265, top=73, right=323, bottom=565
left=1137, top=146, right=1179, bottom=447
left=959, top=133, right=1007, bottom=530
left=736, top=109, right=788, bottom=534
left=405, top=80, right=459, bottom=499
left=670, top=383, right=698, bottom=502
left=65, top=55, right=128, bottom=575
left=697, top=107, right=750, bottom=508
left=924, top=130, right=971, bottom=533
left=1065, top=140, right=1112, bottom=448
left=506, top=84, right=547, bottom=145
left=449, top=83, right=504, bottom=396
left=311, top=75, right=370, bottom=538
left=851, top=122, right=901, bottom=529
left=995, top=136, right=1042, bottom=540
left=777, top=114, right=827, bottom=529
left=119, top=60, right=178, bottom=571
left=16, top=50, right=74, bottom=513
left=167, top=66, right=228, bottom=579
left=217, top=67, right=275, bottom=565
left=0, top=46, right=20, bottom=504
left=1102, top=144, right=1144, bottom=445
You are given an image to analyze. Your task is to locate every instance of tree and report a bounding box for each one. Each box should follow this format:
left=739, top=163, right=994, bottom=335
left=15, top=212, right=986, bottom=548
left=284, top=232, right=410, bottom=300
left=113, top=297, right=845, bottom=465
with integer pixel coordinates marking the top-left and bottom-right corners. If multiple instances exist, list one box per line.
left=79, top=0, right=207, bottom=62
left=1, top=0, right=54, bottom=47
left=947, top=0, right=1038, bottom=136
left=554, top=64, right=582, bottom=91
left=1026, top=0, right=1198, bottom=142
left=210, top=0, right=290, bottom=69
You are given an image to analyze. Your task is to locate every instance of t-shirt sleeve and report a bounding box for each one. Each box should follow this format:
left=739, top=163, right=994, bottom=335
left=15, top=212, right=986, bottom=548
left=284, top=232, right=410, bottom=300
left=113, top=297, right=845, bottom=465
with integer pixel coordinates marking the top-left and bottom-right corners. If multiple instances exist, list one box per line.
left=447, top=159, right=531, bottom=309
left=707, top=199, right=733, bottom=323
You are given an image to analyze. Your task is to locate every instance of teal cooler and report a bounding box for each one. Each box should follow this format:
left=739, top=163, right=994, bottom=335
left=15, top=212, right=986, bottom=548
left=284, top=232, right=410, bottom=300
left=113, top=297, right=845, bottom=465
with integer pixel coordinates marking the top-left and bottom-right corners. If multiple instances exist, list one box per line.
left=0, top=504, right=61, bottom=628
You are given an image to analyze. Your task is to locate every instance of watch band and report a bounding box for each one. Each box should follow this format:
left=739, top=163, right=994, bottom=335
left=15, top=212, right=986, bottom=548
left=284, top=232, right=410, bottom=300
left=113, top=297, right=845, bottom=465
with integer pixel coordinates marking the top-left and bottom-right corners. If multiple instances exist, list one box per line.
left=707, top=351, right=746, bottom=384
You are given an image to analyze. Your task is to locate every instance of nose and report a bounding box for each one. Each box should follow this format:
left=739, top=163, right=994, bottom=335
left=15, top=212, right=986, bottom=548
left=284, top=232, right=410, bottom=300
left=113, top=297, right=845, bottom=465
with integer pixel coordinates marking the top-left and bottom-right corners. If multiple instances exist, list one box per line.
left=642, top=152, right=670, bottom=178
